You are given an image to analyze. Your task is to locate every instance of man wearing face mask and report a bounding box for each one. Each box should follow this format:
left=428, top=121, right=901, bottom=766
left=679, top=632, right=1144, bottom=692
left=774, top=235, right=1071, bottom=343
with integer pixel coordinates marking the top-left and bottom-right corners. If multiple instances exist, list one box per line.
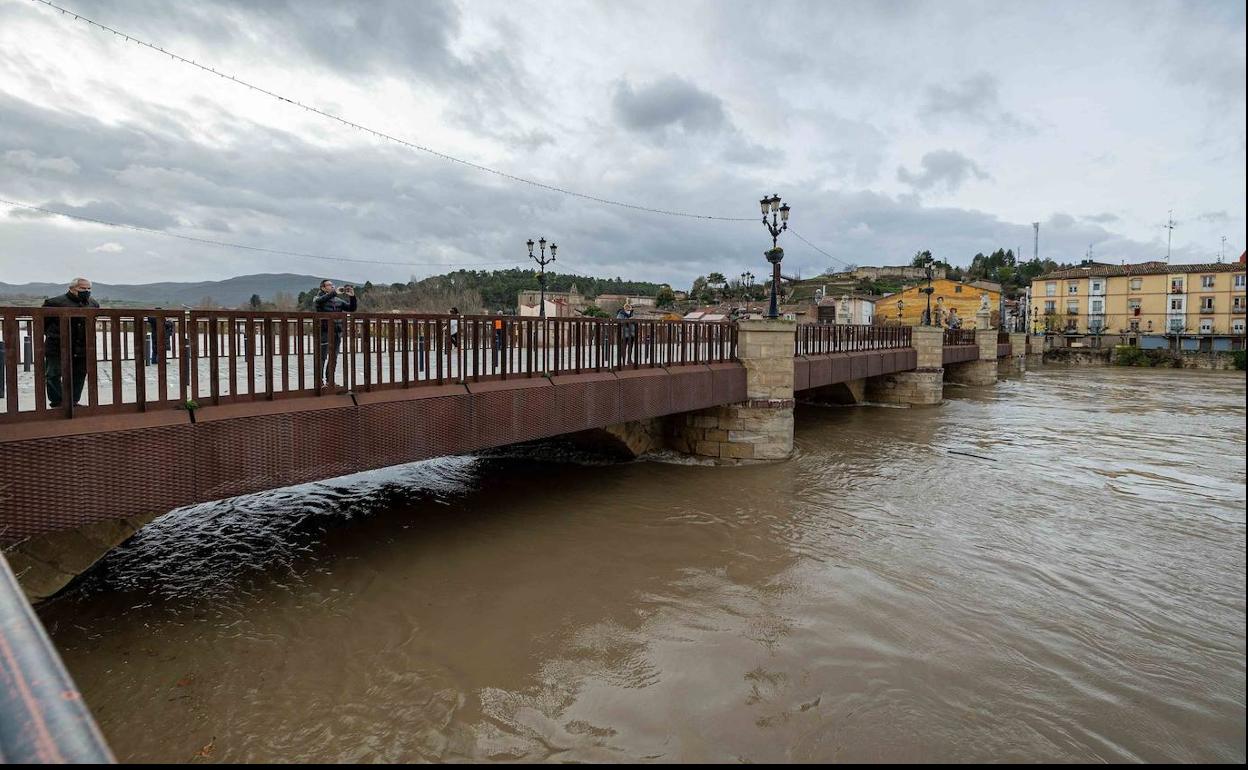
left=42, top=277, right=100, bottom=408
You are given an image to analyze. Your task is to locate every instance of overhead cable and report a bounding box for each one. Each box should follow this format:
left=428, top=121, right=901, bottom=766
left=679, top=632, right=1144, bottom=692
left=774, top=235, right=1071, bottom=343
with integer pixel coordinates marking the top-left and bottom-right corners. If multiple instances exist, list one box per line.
left=29, top=0, right=755, bottom=223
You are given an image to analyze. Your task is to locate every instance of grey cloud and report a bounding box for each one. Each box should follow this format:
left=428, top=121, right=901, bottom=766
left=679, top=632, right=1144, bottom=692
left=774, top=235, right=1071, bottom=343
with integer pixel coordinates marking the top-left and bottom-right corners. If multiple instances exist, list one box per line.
left=919, top=73, right=1033, bottom=132
left=612, top=77, right=728, bottom=135
left=3, top=149, right=79, bottom=175
left=1195, top=210, right=1231, bottom=224
left=1083, top=212, right=1120, bottom=224
left=897, top=150, right=989, bottom=192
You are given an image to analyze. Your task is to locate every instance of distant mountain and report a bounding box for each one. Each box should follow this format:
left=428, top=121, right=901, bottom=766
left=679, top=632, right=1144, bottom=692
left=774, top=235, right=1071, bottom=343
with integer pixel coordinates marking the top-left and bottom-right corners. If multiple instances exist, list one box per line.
left=0, top=273, right=357, bottom=308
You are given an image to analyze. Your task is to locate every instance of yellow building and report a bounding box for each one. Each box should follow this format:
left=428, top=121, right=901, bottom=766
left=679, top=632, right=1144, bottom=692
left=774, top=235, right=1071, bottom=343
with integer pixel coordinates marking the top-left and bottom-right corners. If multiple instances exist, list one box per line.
left=1030, top=261, right=1247, bottom=350
left=877, top=279, right=1002, bottom=328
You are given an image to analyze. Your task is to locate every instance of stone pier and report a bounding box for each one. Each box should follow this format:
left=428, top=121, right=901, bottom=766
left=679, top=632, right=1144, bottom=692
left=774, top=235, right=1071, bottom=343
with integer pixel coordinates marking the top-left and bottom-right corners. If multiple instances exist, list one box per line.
left=864, top=325, right=944, bottom=405
left=946, top=314, right=999, bottom=386
left=666, top=319, right=796, bottom=463
left=999, top=331, right=1029, bottom=375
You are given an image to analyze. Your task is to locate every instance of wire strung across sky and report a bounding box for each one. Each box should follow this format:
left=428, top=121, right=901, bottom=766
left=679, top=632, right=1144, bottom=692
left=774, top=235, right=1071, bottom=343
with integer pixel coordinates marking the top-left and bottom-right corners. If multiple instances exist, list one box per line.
left=788, top=229, right=853, bottom=272
left=0, top=198, right=530, bottom=269
left=29, top=0, right=756, bottom=224
left=17, top=0, right=859, bottom=277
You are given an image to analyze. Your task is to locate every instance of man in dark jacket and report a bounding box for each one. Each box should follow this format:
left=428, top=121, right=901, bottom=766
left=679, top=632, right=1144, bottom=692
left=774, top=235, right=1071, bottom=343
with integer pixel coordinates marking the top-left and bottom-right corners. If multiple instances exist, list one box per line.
left=42, top=277, right=99, bottom=407
left=314, top=279, right=356, bottom=386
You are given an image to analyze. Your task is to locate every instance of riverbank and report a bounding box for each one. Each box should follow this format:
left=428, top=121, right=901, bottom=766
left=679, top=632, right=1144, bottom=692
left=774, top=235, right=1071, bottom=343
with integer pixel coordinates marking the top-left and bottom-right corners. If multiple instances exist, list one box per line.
left=1042, top=345, right=1245, bottom=371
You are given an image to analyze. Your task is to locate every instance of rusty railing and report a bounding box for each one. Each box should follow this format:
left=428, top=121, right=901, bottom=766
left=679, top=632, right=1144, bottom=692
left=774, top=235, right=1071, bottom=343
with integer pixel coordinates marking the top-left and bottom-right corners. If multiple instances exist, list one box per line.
left=943, top=328, right=977, bottom=346
left=0, top=307, right=737, bottom=423
left=794, top=324, right=912, bottom=356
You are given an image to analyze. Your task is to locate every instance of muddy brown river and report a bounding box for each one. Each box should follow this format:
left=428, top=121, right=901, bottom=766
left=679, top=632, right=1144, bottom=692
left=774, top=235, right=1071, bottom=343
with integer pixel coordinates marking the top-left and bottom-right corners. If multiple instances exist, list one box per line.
left=37, top=366, right=1246, bottom=762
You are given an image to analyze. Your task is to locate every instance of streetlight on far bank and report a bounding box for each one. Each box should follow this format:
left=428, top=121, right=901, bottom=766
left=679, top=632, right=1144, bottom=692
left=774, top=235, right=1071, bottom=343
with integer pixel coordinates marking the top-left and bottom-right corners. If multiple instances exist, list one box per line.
left=760, top=194, right=791, bottom=319
left=527, top=238, right=557, bottom=318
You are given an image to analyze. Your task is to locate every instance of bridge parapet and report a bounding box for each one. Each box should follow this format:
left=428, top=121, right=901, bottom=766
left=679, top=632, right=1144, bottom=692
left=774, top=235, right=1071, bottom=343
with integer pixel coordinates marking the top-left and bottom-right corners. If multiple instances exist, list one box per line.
left=0, top=307, right=735, bottom=426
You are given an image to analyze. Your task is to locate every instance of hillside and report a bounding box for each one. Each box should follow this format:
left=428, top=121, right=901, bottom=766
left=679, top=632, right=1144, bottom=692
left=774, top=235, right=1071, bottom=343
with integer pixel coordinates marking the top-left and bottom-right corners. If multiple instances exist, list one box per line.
left=0, top=273, right=355, bottom=308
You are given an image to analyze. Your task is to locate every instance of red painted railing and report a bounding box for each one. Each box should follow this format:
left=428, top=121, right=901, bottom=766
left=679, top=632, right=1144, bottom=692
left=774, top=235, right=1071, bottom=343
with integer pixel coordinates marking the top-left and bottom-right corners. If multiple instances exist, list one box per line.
left=794, top=324, right=912, bottom=356
left=0, top=307, right=736, bottom=423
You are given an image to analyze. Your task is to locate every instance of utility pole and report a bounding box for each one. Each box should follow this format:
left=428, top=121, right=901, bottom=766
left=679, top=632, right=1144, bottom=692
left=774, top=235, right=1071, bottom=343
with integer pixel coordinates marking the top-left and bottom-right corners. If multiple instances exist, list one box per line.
left=1220, top=235, right=1227, bottom=263
left=1164, top=210, right=1175, bottom=262
left=1032, top=222, right=1040, bottom=262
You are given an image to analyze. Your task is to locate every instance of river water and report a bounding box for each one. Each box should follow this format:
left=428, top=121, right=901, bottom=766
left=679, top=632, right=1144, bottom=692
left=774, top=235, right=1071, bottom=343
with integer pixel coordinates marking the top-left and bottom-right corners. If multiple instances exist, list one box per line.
left=37, top=366, right=1246, bottom=763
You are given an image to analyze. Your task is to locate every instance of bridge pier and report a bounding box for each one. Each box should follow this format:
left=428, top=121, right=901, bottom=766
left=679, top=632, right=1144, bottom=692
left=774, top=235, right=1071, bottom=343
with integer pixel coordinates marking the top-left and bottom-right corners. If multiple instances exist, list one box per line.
left=945, top=326, right=999, bottom=386
left=4, top=514, right=159, bottom=601
left=661, top=319, right=797, bottom=463
left=999, top=331, right=1029, bottom=375
left=864, top=325, right=944, bottom=406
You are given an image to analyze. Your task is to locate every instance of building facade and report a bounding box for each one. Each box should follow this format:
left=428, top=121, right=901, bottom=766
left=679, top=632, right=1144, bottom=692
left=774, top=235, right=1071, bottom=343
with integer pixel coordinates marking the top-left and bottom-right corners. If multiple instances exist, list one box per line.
left=1030, top=261, right=1247, bottom=350
left=876, top=279, right=1001, bottom=328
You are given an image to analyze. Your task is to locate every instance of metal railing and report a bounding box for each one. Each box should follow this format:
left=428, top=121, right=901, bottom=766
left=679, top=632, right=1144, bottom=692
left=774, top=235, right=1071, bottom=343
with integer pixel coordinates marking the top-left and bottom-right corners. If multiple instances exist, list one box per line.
left=0, top=307, right=736, bottom=423
left=944, top=329, right=977, bottom=346
left=0, top=554, right=114, bottom=762
left=794, top=324, right=911, bottom=356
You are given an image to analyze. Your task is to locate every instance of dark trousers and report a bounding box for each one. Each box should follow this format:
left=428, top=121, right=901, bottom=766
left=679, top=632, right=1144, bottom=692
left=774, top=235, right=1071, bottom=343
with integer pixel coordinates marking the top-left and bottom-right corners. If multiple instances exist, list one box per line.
left=318, top=329, right=341, bottom=385
left=45, top=354, right=87, bottom=407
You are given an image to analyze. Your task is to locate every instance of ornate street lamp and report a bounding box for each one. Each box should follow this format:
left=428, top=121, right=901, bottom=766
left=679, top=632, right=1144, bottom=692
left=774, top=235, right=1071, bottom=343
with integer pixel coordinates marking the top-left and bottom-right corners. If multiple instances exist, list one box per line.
left=919, top=254, right=935, bottom=325
left=760, top=194, right=791, bottom=319
left=527, top=238, right=557, bottom=318
left=896, top=298, right=905, bottom=320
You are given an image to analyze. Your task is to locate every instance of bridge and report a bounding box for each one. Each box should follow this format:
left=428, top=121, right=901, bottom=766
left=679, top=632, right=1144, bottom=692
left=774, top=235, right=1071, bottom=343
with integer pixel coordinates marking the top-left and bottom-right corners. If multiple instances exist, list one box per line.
left=0, top=307, right=1028, bottom=599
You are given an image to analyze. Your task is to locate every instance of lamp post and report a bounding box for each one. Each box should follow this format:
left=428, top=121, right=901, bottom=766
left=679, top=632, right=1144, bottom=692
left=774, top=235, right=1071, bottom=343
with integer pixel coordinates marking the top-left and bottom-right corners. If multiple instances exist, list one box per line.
left=527, top=238, right=557, bottom=318
left=919, top=254, right=935, bottom=325
left=896, top=299, right=905, bottom=321
left=760, top=194, right=791, bottom=319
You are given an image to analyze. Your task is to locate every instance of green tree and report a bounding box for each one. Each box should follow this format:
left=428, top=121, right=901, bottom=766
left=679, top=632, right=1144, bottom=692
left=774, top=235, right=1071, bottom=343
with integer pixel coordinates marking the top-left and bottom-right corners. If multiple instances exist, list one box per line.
left=248, top=293, right=263, bottom=310
left=656, top=286, right=675, bottom=308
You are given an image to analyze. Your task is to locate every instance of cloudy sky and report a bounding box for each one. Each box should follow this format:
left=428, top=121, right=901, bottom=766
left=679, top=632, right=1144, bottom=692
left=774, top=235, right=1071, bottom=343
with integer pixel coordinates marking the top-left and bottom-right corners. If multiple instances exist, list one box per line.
left=0, top=0, right=1244, bottom=288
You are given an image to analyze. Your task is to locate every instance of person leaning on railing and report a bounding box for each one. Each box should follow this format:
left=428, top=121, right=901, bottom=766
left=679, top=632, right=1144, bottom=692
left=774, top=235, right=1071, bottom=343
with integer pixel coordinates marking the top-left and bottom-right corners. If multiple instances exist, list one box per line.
left=42, top=277, right=99, bottom=408
left=313, top=279, right=356, bottom=387
left=616, top=303, right=636, bottom=364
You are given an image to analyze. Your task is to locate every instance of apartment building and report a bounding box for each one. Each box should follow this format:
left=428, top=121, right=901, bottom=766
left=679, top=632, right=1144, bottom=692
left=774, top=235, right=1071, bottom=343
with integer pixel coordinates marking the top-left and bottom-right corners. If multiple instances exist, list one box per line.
left=1030, top=261, right=1247, bottom=350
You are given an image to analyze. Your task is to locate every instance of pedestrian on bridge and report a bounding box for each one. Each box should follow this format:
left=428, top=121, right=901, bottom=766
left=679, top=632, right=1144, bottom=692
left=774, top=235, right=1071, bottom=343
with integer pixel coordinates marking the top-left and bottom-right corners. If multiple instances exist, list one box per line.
left=42, top=277, right=99, bottom=408
left=314, top=279, right=356, bottom=387
left=616, top=303, right=636, bottom=365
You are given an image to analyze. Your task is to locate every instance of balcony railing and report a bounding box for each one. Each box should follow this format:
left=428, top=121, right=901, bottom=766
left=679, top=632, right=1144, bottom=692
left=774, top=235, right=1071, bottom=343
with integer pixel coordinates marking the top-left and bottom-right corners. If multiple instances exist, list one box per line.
left=794, top=324, right=911, bottom=356
left=0, top=307, right=736, bottom=423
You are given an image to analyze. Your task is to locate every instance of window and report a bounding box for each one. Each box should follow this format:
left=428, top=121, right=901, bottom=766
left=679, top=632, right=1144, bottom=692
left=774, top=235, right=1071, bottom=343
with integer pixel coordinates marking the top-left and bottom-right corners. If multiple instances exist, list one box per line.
left=1067, top=283, right=1079, bottom=294
left=1044, top=300, right=1056, bottom=314
left=1170, top=298, right=1184, bottom=311
left=1128, top=298, right=1141, bottom=316
left=954, top=285, right=963, bottom=293
left=1129, top=319, right=1140, bottom=332
left=1067, top=300, right=1079, bottom=315
left=1046, top=282, right=1057, bottom=296
left=1202, top=275, right=1216, bottom=289
left=1171, top=278, right=1184, bottom=293
left=1201, top=296, right=1215, bottom=311
left=1236, top=274, right=1246, bottom=289
left=1091, top=300, right=1104, bottom=313
left=1199, top=318, right=1213, bottom=334
left=1091, top=281, right=1103, bottom=293
left=1234, top=319, right=1246, bottom=334
left=1130, top=277, right=1142, bottom=290
left=1234, top=296, right=1246, bottom=313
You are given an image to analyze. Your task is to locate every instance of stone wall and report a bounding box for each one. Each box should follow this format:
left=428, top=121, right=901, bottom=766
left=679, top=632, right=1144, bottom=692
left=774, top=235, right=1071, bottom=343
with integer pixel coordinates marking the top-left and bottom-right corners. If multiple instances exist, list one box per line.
left=864, top=370, right=943, bottom=405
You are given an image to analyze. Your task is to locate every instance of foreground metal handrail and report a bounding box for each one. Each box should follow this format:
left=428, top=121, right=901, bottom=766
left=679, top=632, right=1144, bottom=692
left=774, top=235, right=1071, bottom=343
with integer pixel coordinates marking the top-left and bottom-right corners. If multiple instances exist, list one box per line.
left=0, top=554, right=114, bottom=763
left=0, top=307, right=737, bottom=423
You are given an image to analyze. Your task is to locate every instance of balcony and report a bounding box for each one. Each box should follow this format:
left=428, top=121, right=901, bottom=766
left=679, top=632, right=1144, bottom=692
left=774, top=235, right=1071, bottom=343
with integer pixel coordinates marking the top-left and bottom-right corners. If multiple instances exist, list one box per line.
left=1170, top=287, right=1184, bottom=294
